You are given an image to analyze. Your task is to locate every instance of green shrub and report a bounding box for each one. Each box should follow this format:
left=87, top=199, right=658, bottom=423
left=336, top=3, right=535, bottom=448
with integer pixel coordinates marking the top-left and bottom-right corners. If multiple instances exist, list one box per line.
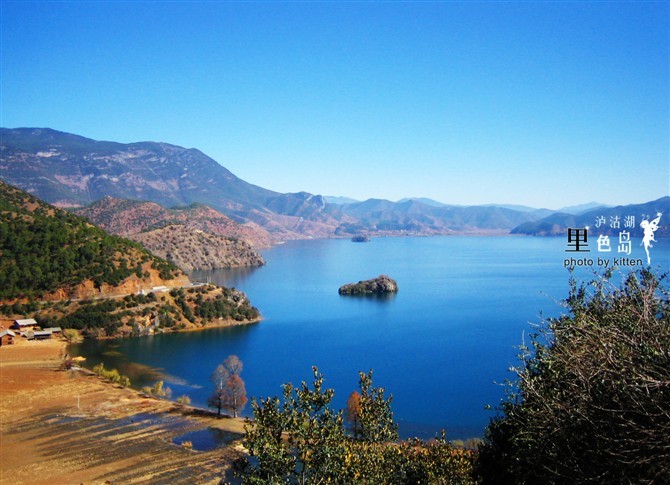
left=477, top=270, right=670, bottom=483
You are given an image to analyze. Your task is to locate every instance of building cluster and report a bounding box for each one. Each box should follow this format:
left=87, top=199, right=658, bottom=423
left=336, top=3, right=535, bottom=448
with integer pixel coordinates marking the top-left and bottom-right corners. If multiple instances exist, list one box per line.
left=0, top=319, right=62, bottom=346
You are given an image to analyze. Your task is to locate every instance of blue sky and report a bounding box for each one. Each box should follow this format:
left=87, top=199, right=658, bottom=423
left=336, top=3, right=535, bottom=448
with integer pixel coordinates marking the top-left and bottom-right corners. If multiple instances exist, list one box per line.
left=1, top=1, right=668, bottom=208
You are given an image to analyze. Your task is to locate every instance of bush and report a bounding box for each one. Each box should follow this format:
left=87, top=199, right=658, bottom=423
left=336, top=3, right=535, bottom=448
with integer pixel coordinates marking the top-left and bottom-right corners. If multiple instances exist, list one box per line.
left=238, top=367, right=475, bottom=484
left=477, top=270, right=670, bottom=483
left=92, top=363, right=132, bottom=387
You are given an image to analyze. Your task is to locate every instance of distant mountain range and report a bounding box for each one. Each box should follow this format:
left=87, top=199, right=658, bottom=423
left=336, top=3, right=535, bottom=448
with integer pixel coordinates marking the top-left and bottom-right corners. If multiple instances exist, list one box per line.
left=397, top=197, right=449, bottom=208
left=1, top=128, right=665, bottom=239
left=324, top=196, right=361, bottom=205
left=556, top=202, right=612, bottom=215
left=512, top=198, right=669, bottom=238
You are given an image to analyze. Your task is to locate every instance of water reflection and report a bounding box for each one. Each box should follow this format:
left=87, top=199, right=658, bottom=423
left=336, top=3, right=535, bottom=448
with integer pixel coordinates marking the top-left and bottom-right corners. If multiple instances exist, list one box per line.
left=338, top=292, right=397, bottom=302
left=190, top=265, right=261, bottom=288
left=172, top=427, right=243, bottom=451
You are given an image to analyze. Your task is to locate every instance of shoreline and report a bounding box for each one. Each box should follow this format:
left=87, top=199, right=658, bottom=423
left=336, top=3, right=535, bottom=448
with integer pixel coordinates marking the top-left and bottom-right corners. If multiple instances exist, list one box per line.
left=0, top=337, right=247, bottom=484
left=80, top=315, right=262, bottom=342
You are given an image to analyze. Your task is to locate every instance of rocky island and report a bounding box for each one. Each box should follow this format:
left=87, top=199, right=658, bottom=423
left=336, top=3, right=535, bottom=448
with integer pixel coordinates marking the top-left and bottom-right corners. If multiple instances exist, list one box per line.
left=338, top=275, right=398, bottom=295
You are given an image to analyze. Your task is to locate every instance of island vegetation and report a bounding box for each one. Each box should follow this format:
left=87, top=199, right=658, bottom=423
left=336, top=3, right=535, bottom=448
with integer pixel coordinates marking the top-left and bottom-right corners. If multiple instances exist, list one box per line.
left=338, top=275, right=398, bottom=295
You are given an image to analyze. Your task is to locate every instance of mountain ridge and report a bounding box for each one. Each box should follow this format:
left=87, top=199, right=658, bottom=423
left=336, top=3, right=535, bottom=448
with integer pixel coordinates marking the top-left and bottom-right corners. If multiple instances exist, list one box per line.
left=2, top=127, right=661, bottom=239
left=511, top=197, right=670, bottom=237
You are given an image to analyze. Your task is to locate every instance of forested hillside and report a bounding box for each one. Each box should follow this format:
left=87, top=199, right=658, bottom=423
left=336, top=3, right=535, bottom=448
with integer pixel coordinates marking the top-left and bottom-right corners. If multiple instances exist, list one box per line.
left=0, top=179, right=183, bottom=300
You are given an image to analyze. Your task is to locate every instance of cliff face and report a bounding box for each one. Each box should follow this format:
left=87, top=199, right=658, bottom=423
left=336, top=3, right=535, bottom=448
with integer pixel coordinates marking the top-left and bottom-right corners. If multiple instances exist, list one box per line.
left=130, top=225, right=266, bottom=271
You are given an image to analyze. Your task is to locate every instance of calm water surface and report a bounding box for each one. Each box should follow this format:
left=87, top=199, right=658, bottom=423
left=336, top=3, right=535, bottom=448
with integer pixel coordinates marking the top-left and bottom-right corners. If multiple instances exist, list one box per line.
left=72, top=236, right=668, bottom=439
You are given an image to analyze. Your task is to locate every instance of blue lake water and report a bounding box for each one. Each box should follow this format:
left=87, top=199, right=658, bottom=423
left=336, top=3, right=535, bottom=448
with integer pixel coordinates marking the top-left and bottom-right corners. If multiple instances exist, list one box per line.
left=71, top=236, right=668, bottom=440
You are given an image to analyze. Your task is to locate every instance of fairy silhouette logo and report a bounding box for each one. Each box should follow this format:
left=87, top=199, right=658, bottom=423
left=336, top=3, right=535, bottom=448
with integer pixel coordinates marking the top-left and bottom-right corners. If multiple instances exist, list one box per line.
left=640, top=213, right=662, bottom=265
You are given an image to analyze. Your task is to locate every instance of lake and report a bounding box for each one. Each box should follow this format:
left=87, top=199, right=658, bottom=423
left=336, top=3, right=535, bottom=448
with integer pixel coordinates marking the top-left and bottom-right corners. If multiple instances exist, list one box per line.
left=71, top=236, right=668, bottom=440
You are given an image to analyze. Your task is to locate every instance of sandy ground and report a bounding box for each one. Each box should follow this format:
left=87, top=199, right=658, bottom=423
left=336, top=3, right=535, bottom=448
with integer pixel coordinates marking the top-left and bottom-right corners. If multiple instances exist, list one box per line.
left=0, top=338, right=247, bottom=484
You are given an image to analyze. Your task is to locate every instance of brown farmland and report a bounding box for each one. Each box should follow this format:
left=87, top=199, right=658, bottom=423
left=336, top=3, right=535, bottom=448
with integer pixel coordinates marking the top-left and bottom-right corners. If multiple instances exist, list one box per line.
left=0, top=338, right=246, bottom=484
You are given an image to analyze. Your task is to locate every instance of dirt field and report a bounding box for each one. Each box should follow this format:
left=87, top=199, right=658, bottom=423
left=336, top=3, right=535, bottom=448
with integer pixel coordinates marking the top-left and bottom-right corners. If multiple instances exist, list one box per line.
left=0, top=338, right=247, bottom=484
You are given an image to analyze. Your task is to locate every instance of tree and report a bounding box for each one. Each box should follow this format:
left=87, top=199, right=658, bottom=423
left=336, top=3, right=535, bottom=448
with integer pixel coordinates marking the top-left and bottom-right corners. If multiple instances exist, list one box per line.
left=240, top=367, right=345, bottom=484
left=477, top=270, right=670, bottom=483
left=62, top=328, right=79, bottom=343
left=208, top=355, right=248, bottom=417
left=151, top=380, right=170, bottom=398
left=345, top=391, right=362, bottom=436
left=357, top=370, right=398, bottom=443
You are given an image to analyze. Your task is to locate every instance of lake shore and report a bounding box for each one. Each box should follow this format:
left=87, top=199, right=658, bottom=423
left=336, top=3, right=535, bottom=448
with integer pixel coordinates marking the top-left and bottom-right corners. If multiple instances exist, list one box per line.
left=0, top=337, right=247, bottom=484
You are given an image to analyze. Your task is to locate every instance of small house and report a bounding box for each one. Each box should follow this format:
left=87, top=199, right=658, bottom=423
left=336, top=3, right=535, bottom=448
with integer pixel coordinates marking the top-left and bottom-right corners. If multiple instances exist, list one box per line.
left=12, top=319, right=38, bottom=331
left=0, top=329, right=16, bottom=346
left=43, top=327, right=62, bottom=335
left=33, top=330, right=53, bottom=340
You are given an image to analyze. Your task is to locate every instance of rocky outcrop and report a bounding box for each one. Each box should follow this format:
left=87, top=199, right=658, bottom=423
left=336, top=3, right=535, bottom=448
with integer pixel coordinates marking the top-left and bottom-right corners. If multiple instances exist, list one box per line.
left=338, top=275, right=398, bottom=295
left=131, top=225, right=266, bottom=271
left=77, top=197, right=272, bottom=247
left=76, top=197, right=269, bottom=271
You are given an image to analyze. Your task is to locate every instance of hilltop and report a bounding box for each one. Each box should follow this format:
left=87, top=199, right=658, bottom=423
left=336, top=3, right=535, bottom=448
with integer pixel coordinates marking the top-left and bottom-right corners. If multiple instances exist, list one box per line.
left=76, top=196, right=271, bottom=246
left=77, top=197, right=268, bottom=271
left=131, top=225, right=265, bottom=271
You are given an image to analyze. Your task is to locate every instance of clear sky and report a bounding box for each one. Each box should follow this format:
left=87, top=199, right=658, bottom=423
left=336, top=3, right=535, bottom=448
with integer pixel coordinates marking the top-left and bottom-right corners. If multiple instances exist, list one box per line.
left=1, top=1, right=668, bottom=208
